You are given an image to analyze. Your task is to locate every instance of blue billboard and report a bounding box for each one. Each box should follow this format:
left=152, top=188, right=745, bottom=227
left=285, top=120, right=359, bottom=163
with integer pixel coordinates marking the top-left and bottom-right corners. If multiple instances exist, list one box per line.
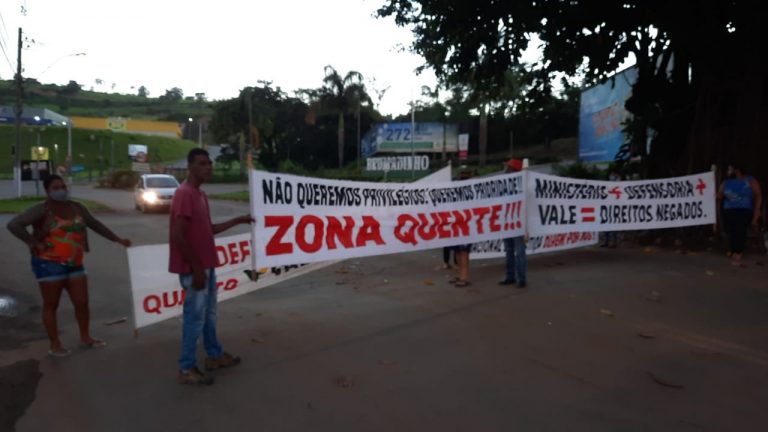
left=579, top=67, right=637, bottom=162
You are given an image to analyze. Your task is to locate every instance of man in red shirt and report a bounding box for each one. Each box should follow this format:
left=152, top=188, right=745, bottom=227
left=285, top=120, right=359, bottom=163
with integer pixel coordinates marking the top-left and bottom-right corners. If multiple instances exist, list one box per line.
left=170, top=148, right=253, bottom=385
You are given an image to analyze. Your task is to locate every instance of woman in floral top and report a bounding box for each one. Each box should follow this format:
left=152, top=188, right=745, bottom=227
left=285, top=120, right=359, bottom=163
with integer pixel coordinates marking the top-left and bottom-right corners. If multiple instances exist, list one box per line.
left=7, top=175, right=131, bottom=357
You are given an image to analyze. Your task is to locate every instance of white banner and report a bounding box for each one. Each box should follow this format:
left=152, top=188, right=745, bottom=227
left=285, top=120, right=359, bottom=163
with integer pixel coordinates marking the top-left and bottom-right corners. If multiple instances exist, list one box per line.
left=250, top=170, right=527, bottom=267
left=527, top=171, right=716, bottom=236
left=470, top=231, right=599, bottom=260
left=128, top=234, right=336, bottom=329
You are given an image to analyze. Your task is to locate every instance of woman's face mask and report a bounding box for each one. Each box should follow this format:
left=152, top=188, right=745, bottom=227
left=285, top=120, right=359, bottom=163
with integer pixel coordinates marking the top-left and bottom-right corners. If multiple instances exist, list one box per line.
left=48, top=189, right=69, bottom=202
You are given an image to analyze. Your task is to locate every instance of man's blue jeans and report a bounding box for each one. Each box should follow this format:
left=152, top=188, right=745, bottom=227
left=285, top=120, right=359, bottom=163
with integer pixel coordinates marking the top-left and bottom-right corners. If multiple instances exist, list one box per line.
left=178, top=268, right=223, bottom=371
left=504, top=237, right=527, bottom=283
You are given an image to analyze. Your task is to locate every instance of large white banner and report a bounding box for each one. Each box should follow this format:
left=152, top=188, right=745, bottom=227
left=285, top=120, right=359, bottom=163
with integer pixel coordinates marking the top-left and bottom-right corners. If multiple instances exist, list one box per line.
left=527, top=171, right=716, bottom=236
left=470, top=231, right=599, bottom=260
left=250, top=170, right=527, bottom=267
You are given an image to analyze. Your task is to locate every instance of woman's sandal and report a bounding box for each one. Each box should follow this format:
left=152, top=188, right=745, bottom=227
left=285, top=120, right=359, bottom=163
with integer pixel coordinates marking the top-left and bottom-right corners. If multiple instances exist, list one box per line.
left=48, top=348, right=72, bottom=357
left=448, top=276, right=460, bottom=284
left=81, top=338, right=107, bottom=349
left=454, top=279, right=471, bottom=287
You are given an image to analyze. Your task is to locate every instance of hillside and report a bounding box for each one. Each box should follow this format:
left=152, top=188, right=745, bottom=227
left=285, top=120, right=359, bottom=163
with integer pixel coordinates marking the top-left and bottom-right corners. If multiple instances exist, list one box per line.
left=0, top=80, right=213, bottom=121
left=0, top=124, right=196, bottom=179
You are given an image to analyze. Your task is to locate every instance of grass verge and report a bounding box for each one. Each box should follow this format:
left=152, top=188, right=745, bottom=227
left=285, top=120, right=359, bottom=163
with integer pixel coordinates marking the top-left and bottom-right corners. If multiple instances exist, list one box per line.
left=208, top=191, right=249, bottom=202
left=0, top=196, right=112, bottom=213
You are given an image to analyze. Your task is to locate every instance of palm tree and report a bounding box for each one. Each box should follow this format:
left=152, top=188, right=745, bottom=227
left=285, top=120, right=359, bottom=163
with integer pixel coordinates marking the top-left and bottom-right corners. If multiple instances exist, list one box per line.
left=319, top=66, right=371, bottom=168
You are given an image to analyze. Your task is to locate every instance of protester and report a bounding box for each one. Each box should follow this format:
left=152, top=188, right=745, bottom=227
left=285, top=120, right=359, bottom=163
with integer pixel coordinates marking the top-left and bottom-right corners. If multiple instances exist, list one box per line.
left=441, top=247, right=454, bottom=269
left=6, top=175, right=131, bottom=357
left=171, top=148, right=254, bottom=385
left=498, top=159, right=527, bottom=288
left=718, top=164, right=762, bottom=266
left=449, top=169, right=473, bottom=287
left=601, top=169, right=622, bottom=248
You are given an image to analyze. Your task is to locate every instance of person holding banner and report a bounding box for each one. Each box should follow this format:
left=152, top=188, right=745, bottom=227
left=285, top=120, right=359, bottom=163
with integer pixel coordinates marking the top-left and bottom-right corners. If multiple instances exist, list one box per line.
left=600, top=170, right=623, bottom=248
left=449, top=170, right=474, bottom=287
left=718, top=164, right=762, bottom=266
left=170, top=148, right=254, bottom=386
left=499, top=159, right=527, bottom=288
left=6, top=175, right=132, bottom=357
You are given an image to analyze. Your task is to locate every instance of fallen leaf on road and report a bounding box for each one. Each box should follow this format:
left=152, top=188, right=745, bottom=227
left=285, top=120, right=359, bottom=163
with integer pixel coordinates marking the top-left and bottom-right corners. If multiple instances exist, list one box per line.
left=307, top=402, right=314, bottom=410
left=646, top=291, right=662, bottom=302
left=379, top=360, right=397, bottom=366
left=334, top=376, right=355, bottom=389
left=423, top=279, right=434, bottom=286
left=383, top=279, right=389, bottom=284
left=335, top=281, right=347, bottom=285
left=103, top=317, right=127, bottom=326
left=643, top=247, right=654, bottom=253
left=637, top=331, right=656, bottom=339
left=705, top=270, right=715, bottom=276
left=251, top=338, right=265, bottom=344
left=647, top=371, right=684, bottom=389
left=335, top=269, right=349, bottom=274
left=600, top=309, right=615, bottom=317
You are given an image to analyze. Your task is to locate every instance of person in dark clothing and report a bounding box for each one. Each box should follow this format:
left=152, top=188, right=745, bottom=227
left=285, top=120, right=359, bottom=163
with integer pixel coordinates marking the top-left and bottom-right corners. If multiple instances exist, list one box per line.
left=718, top=164, right=762, bottom=266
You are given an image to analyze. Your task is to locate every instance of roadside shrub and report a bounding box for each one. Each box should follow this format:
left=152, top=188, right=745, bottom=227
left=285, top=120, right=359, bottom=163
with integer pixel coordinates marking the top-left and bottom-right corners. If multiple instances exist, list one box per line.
left=98, top=170, right=139, bottom=189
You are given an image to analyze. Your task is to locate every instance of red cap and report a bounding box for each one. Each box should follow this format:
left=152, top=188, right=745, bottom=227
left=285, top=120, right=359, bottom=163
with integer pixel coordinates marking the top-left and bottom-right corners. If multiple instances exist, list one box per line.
left=506, top=158, right=523, bottom=172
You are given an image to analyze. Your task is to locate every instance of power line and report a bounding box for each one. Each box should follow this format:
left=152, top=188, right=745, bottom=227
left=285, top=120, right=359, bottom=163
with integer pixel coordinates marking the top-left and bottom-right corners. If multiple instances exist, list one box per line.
left=0, top=11, right=12, bottom=45
left=0, top=11, right=15, bottom=75
left=0, top=36, right=15, bottom=76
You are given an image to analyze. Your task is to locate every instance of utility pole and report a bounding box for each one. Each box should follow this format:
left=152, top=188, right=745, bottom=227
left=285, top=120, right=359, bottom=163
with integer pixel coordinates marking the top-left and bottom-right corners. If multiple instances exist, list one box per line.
left=410, top=96, right=416, bottom=179
left=356, top=101, right=361, bottom=170
left=13, top=28, right=23, bottom=198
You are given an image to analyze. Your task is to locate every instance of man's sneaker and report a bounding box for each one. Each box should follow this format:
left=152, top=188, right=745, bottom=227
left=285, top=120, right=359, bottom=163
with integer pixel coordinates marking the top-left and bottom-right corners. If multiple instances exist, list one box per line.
left=498, top=279, right=516, bottom=286
left=516, top=281, right=527, bottom=289
left=178, top=367, right=214, bottom=386
left=205, top=352, right=241, bottom=371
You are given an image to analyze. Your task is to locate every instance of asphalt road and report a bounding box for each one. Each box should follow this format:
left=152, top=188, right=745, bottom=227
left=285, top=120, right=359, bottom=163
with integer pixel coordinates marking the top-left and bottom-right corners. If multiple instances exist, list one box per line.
left=1, top=184, right=767, bottom=432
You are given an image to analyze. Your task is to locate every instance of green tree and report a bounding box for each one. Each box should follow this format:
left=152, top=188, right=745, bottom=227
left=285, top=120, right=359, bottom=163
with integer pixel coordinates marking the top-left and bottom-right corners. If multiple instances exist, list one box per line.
left=160, top=87, right=184, bottom=101
left=314, top=66, right=372, bottom=168
left=377, top=1, right=767, bottom=180
left=138, top=86, right=149, bottom=98
left=59, top=80, right=82, bottom=96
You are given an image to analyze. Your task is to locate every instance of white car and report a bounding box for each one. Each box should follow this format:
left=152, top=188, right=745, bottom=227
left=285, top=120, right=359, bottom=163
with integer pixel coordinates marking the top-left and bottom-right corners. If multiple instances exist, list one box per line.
left=134, top=174, right=180, bottom=213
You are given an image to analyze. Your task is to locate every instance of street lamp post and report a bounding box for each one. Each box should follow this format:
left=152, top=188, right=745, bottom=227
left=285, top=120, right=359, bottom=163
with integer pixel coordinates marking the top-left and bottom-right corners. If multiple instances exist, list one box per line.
left=410, top=95, right=416, bottom=179
left=188, top=117, right=203, bottom=148
left=62, top=119, right=72, bottom=184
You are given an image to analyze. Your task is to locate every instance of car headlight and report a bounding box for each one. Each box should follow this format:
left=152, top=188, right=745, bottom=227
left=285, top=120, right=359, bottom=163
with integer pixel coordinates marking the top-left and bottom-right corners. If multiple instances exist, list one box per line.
left=142, top=191, right=158, bottom=204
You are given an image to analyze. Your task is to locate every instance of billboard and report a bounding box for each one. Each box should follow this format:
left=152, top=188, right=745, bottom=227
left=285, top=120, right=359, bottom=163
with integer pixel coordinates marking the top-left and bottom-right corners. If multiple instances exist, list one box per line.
left=362, top=122, right=458, bottom=157
left=128, top=144, right=148, bottom=162
left=579, top=67, right=637, bottom=162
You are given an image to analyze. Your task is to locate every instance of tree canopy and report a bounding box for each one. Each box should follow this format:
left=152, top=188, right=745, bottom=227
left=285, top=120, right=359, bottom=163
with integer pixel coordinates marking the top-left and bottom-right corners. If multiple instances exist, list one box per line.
left=378, top=0, right=768, bottom=180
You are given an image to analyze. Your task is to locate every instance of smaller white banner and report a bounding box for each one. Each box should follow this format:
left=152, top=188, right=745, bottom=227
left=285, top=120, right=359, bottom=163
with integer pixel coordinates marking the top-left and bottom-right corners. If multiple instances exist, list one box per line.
left=470, top=231, right=599, bottom=260
left=527, top=171, right=716, bottom=235
left=128, top=234, right=335, bottom=329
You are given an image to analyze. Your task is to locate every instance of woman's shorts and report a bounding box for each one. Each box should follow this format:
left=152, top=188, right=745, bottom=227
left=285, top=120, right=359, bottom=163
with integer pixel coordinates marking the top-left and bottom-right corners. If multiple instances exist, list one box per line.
left=31, top=256, right=86, bottom=282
